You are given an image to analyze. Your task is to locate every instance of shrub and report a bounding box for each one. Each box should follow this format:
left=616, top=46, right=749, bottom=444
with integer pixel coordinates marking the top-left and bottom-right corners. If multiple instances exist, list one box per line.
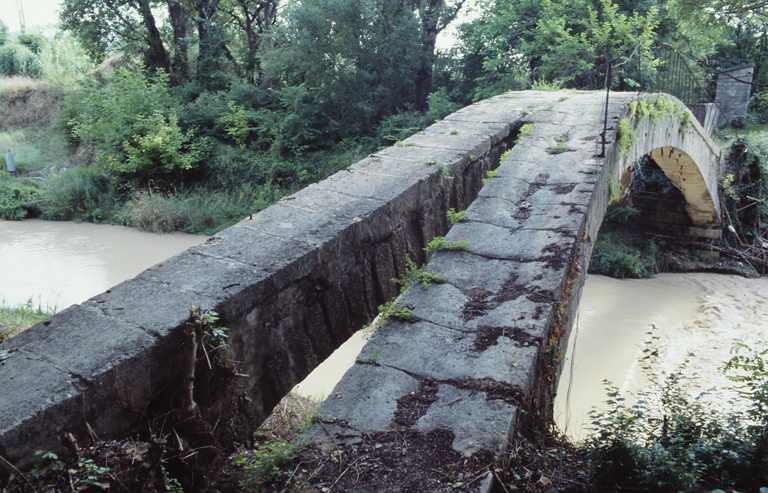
left=750, top=90, right=768, bottom=124
left=122, top=185, right=284, bottom=235
left=0, top=175, right=41, bottom=219
left=0, top=43, right=41, bottom=77
left=70, top=67, right=209, bottom=178
left=40, top=165, right=117, bottom=222
left=582, top=336, right=768, bottom=491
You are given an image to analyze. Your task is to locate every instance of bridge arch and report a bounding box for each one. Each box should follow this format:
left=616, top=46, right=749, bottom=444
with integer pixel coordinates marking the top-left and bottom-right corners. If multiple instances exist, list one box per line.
left=610, top=94, right=722, bottom=237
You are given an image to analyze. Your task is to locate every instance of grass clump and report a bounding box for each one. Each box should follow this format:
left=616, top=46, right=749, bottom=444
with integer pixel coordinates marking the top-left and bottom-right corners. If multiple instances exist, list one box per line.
left=547, top=135, right=571, bottom=154
left=0, top=298, right=56, bottom=342
left=447, top=207, right=466, bottom=225
left=236, top=393, right=320, bottom=491
left=424, top=235, right=470, bottom=255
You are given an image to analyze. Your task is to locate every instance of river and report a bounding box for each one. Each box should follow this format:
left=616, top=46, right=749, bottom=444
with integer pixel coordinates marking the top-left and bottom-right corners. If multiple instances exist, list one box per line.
left=0, top=219, right=207, bottom=309
left=2, top=219, right=764, bottom=442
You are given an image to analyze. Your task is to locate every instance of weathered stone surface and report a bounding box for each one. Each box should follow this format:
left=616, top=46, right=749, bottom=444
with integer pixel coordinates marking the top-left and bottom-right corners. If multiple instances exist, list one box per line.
left=0, top=90, right=722, bottom=489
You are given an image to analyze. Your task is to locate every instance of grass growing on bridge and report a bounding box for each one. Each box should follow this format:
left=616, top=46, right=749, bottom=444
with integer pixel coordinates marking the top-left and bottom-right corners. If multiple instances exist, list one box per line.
left=0, top=297, right=56, bottom=342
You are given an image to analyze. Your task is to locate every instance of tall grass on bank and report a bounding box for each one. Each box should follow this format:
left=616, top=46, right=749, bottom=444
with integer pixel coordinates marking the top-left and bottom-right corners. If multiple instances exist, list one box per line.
left=122, top=185, right=287, bottom=235
left=0, top=298, right=56, bottom=342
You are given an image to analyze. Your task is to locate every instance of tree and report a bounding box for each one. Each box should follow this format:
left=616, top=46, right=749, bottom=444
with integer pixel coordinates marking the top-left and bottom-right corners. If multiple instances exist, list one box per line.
left=222, top=0, right=278, bottom=84
left=261, top=0, right=425, bottom=149
left=0, top=20, right=9, bottom=46
left=522, top=0, right=659, bottom=89
left=404, top=0, right=466, bottom=111
left=59, top=0, right=173, bottom=79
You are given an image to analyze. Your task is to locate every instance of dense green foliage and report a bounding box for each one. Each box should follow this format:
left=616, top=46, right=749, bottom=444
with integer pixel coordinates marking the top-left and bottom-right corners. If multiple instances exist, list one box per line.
left=0, top=0, right=765, bottom=240
left=582, top=336, right=768, bottom=491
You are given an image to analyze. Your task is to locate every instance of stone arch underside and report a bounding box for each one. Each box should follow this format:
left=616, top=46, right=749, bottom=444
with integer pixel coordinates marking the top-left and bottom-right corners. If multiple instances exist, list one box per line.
left=649, top=146, right=720, bottom=230
left=616, top=95, right=722, bottom=238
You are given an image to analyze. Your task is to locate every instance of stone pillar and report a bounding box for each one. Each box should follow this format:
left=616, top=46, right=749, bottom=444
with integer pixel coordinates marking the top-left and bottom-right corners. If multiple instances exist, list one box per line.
left=715, top=64, right=754, bottom=127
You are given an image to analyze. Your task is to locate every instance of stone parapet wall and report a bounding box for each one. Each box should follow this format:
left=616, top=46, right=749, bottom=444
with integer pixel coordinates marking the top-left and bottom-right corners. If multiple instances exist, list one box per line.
left=0, top=92, right=559, bottom=472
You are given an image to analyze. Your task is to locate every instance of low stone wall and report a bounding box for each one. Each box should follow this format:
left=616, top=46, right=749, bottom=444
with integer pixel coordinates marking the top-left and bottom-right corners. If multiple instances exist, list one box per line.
left=0, top=93, right=560, bottom=472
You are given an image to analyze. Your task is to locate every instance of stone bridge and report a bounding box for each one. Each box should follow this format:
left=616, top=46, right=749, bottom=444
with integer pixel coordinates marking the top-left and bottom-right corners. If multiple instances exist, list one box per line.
left=0, top=91, right=721, bottom=490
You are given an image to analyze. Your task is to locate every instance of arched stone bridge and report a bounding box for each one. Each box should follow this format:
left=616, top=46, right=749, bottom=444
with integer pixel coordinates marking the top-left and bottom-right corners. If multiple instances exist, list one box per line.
left=0, top=91, right=721, bottom=490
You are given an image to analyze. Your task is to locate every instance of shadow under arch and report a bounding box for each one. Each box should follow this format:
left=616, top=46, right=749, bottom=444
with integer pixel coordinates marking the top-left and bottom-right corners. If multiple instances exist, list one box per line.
left=648, top=146, right=720, bottom=232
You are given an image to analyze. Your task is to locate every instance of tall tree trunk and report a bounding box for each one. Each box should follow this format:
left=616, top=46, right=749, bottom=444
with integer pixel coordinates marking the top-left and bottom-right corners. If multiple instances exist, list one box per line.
left=197, top=0, right=222, bottom=63
left=136, top=0, right=175, bottom=83
left=168, top=0, right=189, bottom=82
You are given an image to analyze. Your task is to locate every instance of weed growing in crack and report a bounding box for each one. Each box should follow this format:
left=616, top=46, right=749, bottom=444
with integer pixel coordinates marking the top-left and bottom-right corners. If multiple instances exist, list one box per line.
left=500, top=148, right=511, bottom=163
left=450, top=129, right=460, bottom=135
left=447, top=208, right=467, bottom=225
left=424, top=236, right=470, bottom=255
left=361, top=255, right=443, bottom=335
left=515, top=123, right=533, bottom=145
left=482, top=169, right=498, bottom=184
left=547, top=135, right=571, bottom=154
left=439, top=163, right=452, bottom=179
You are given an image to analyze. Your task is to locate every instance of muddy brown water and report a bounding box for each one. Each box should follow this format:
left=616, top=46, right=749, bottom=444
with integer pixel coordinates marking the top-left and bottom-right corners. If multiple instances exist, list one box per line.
left=2, top=219, right=764, bottom=443
left=0, top=219, right=207, bottom=309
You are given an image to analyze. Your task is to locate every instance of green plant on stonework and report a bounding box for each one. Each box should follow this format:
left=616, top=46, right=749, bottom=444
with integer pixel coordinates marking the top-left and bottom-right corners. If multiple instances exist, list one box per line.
left=448, top=208, right=467, bottom=225
left=450, top=129, right=460, bottom=135
left=439, top=163, right=452, bottom=179
left=426, top=158, right=439, bottom=165
left=547, top=135, right=570, bottom=154
left=522, top=107, right=531, bottom=115
left=361, top=255, right=442, bottom=334
left=515, top=123, right=533, bottom=145
left=617, top=117, right=636, bottom=157
left=546, top=342, right=564, bottom=370
left=395, top=255, right=445, bottom=290
left=608, top=172, right=621, bottom=204
left=532, top=79, right=563, bottom=91
left=628, top=96, right=694, bottom=134
left=581, top=335, right=768, bottom=491
left=424, top=236, right=470, bottom=255
left=482, top=169, right=498, bottom=184
left=190, top=306, right=229, bottom=354
left=500, top=149, right=512, bottom=163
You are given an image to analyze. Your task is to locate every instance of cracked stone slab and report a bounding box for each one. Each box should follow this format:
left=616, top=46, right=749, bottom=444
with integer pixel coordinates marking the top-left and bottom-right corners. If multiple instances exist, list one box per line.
left=445, top=222, right=563, bottom=262
left=424, top=120, right=511, bottom=145
left=0, top=346, right=82, bottom=466
left=416, top=385, right=519, bottom=458
left=309, top=363, right=420, bottom=433
left=360, top=318, right=539, bottom=387
left=83, top=278, right=216, bottom=339
left=349, top=155, right=439, bottom=180
left=138, top=250, right=274, bottom=317
left=191, top=225, right=318, bottom=286
left=375, top=144, right=470, bottom=165
left=401, top=132, right=491, bottom=157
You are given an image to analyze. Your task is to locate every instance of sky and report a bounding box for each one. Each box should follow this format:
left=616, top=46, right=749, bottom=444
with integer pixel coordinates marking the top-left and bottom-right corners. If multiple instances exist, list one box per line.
left=1, top=0, right=62, bottom=32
